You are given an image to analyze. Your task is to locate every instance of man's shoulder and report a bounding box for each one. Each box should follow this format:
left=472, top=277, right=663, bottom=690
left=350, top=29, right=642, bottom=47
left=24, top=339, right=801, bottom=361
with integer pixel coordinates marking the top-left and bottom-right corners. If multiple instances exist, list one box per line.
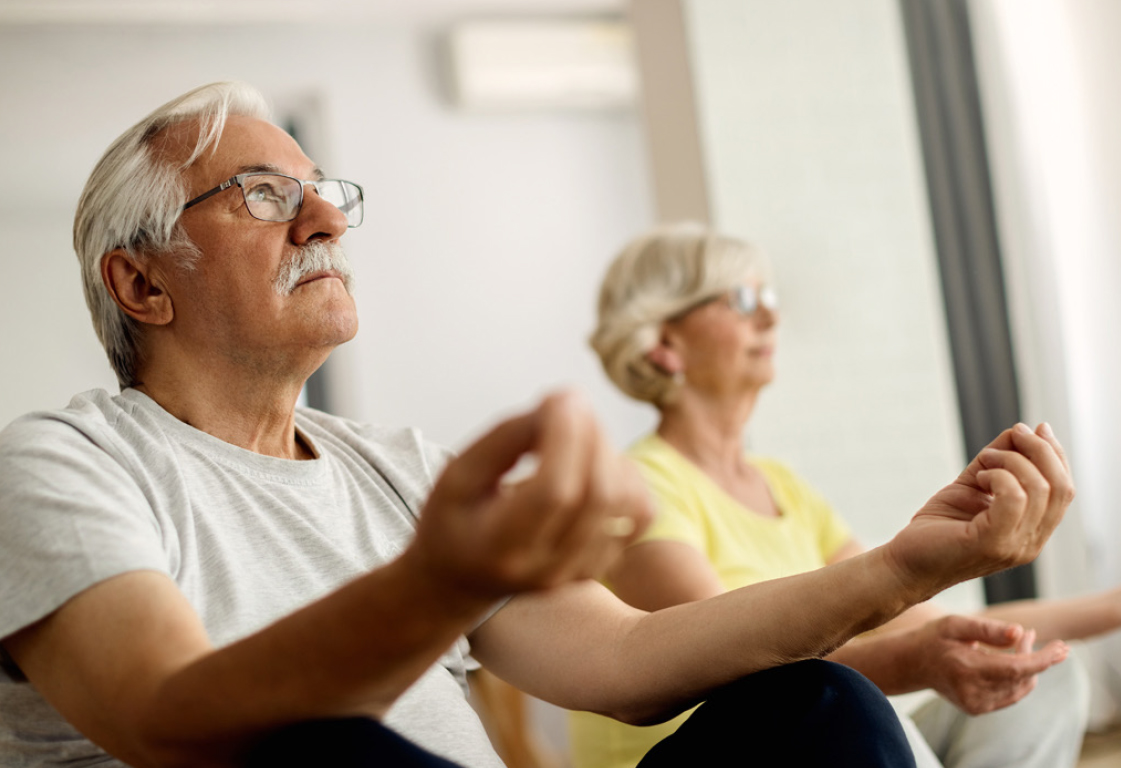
left=0, top=389, right=182, bottom=504
left=0, top=389, right=137, bottom=451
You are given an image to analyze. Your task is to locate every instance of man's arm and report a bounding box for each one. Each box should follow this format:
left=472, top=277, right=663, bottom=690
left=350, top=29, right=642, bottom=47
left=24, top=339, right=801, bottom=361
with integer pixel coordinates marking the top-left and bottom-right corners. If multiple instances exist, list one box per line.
left=828, top=541, right=1121, bottom=701
left=3, top=392, right=654, bottom=768
left=602, top=535, right=1067, bottom=715
left=470, top=422, right=1075, bottom=725
left=4, top=555, right=490, bottom=768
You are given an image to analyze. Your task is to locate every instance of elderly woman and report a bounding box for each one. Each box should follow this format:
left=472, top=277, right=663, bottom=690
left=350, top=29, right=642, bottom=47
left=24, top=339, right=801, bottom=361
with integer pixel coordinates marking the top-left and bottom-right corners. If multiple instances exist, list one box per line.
left=571, top=222, right=1110, bottom=768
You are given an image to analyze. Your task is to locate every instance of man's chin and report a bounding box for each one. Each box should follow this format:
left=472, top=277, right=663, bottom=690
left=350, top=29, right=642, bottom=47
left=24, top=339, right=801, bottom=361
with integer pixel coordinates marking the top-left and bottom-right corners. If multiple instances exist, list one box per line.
left=323, top=307, right=360, bottom=346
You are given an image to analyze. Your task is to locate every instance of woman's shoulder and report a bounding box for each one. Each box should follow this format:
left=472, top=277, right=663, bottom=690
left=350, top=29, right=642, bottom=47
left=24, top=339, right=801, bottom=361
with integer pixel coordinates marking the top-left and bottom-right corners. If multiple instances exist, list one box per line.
left=626, top=434, right=695, bottom=477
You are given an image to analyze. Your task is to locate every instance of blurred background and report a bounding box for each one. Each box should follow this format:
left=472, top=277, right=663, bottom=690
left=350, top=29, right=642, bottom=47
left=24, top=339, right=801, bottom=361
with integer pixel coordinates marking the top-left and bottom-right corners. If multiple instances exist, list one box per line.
left=1, top=0, right=1119, bottom=761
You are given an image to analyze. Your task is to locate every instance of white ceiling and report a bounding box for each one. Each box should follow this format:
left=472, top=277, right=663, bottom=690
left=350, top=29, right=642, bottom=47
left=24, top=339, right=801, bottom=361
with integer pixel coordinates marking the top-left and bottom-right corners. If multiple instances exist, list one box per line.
left=0, top=0, right=625, bottom=25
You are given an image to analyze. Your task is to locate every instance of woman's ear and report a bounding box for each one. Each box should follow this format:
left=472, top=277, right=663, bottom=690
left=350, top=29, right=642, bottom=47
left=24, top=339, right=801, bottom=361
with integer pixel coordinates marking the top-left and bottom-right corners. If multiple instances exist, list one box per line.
left=101, top=249, right=174, bottom=327
left=647, top=331, right=683, bottom=375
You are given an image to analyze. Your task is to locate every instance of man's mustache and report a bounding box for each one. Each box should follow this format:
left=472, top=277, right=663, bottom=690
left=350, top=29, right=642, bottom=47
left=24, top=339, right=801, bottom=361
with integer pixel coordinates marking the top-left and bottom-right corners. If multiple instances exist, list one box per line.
left=272, top=241, right=356, bottom=296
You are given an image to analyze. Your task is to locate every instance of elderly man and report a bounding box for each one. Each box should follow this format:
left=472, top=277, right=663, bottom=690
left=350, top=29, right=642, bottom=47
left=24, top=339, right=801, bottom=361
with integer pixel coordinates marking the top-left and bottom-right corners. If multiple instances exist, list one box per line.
left=0, top=82, right=1074, bottom=768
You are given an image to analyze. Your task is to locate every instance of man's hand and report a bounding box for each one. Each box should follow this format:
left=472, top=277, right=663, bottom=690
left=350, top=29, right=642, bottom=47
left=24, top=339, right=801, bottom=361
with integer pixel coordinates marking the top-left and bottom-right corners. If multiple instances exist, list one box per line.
left=885, top=423, right=1074, bottom=601
left=407, top=391, right=654, bottom=602
left=909, top=615, right=1068, bottom=714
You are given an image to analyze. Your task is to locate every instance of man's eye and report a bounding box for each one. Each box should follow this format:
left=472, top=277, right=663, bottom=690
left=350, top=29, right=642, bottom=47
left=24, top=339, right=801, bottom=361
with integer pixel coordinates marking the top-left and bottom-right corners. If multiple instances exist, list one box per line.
left=245, top=182, right=282, bottom=202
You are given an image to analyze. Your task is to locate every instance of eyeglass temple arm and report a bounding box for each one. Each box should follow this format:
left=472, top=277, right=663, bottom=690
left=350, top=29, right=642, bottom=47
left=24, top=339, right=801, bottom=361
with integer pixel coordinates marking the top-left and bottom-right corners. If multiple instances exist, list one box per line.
left=181, top=178, right=237, bottom=212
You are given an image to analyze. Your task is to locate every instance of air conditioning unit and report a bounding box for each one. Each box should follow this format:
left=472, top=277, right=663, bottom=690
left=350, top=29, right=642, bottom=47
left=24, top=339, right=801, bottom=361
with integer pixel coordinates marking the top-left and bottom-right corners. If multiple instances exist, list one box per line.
left=447, top=19, right=638, bottom=111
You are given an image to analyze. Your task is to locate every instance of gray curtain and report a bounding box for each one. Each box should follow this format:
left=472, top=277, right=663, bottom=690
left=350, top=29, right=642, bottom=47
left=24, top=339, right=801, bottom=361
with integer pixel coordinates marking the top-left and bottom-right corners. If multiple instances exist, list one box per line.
left=899, top=0, right=1035, bottom=603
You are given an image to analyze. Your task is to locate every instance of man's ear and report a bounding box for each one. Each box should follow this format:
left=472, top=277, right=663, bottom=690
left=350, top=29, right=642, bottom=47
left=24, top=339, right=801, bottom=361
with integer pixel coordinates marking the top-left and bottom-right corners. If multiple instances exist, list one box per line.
left=101, top=249, right=173, bottom=326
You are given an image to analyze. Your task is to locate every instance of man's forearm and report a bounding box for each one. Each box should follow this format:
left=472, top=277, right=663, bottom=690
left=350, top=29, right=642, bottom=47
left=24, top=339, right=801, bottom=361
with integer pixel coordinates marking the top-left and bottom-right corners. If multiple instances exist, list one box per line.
left=475, top=545, right=924, bottom=726
left=8, top=550, right=496, bottom=768
left=611, top=545, right=923, bottom=721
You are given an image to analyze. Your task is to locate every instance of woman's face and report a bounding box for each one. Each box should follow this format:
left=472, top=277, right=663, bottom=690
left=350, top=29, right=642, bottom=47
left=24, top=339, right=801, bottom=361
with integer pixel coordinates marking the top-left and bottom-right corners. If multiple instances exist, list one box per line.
left=664, top=277, right=779, bottom=398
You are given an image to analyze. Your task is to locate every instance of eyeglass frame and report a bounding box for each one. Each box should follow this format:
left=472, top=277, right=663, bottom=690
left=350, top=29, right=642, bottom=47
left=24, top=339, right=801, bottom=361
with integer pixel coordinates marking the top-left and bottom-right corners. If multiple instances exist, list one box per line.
left=180, top=172, right=365, bottom=228
left=668, top=284, right=779, bottom=322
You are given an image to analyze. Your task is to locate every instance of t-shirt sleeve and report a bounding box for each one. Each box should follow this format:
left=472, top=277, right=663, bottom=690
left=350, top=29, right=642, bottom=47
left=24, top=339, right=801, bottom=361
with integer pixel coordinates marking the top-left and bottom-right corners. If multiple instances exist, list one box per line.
left=0, top=414, right=168, bottom=645
left=632, top=457, right=707, bottom=552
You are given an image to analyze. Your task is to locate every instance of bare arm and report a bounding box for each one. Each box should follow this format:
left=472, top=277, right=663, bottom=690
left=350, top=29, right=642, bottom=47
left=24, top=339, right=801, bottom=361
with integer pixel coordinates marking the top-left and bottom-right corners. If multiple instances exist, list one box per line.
left=472, top=544, right=921, bottom=725
left=471, top=422, right=1075, bottom=723
left=594, top=534, right=1067, bottom=716
left=5, top=554, right=491, bottom=768
left=4, top=392, right=654, bottom=768
left=980, top=588, right=1121, bottom=642
left=822, top=540, right=1071, bottom=712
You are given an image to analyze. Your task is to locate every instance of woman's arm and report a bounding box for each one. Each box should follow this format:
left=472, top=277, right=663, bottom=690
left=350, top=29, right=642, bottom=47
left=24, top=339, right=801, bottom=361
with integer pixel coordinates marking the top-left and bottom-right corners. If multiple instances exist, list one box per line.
left=980, top=589, right=1121, bottom=642
left=607, top=539, right=724, bottom=610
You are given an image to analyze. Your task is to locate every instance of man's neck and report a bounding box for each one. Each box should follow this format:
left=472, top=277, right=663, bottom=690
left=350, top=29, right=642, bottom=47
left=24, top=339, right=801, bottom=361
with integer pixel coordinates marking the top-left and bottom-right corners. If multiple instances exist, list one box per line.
left=133, top=363, right=316, bottom=461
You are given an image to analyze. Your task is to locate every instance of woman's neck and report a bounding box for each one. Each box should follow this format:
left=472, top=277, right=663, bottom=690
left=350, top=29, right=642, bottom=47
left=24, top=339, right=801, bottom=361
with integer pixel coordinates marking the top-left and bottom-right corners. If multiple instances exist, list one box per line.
left=656, top=388, right=760, bottom=475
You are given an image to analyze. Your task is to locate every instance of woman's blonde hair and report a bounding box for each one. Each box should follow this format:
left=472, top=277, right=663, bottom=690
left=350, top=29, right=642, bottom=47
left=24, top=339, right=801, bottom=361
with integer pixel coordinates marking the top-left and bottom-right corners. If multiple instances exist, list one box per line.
left=589, top=222, right=769, bottom=405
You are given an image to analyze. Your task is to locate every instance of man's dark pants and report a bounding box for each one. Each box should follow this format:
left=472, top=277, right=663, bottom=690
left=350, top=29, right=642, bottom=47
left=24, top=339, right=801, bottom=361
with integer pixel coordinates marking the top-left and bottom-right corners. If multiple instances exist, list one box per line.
left=245, top=660, right=916, bottom=767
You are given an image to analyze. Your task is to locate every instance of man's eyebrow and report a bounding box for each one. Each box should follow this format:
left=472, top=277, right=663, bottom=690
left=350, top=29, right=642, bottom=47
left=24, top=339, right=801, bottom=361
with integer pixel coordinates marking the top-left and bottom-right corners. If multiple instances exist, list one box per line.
left=236, top=163, right=284, bottom=175
left=234, top=163, right=326, bottom=181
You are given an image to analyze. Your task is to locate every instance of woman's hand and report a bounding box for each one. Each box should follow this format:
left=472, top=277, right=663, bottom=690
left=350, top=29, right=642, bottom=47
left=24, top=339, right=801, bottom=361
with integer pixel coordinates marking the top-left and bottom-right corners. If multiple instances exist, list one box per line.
left=906, top=615, right=1068, bottom=714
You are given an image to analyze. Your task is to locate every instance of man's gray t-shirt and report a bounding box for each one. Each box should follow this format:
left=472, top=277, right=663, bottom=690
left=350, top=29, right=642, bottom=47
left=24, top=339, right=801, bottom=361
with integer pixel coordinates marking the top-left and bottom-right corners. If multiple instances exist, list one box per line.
left=0, top=388, right=505, bottom=768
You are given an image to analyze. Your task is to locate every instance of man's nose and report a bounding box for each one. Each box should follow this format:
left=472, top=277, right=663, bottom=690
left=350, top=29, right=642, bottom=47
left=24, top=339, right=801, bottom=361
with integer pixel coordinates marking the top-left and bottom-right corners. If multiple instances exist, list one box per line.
left=290, top=183, right=349, bottom=244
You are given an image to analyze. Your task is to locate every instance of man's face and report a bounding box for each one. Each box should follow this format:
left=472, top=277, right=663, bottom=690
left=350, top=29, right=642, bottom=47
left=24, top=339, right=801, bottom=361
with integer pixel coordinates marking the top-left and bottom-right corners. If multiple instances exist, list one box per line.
left=155, top=115, right=358, bottom=379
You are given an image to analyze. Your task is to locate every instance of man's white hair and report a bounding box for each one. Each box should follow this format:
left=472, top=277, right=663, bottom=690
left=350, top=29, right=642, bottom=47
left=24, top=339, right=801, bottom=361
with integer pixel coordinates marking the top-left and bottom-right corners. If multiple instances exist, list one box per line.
left=73, top=81, right=272, bottom=388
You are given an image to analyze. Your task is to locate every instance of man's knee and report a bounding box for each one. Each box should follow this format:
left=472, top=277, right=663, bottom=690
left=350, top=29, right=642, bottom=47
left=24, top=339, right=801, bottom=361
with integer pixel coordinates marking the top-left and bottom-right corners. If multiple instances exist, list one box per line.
left=710, top=659, right=893, bottom=721
left=641, top=661, right=916, bottom=768
left=243, top=717, right=466, bottom=768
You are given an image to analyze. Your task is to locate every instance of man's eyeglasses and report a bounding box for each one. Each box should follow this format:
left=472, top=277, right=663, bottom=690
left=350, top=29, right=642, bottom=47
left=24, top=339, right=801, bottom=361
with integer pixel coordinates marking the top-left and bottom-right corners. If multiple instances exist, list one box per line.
left=671, top=284, right=779, bottom=321
left=181, top=173, right=365, bottom=228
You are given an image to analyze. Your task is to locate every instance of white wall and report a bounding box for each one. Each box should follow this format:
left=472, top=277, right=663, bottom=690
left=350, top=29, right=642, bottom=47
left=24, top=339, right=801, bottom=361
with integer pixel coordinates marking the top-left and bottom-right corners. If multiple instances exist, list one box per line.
left=0, top=21, right=656, bottom=448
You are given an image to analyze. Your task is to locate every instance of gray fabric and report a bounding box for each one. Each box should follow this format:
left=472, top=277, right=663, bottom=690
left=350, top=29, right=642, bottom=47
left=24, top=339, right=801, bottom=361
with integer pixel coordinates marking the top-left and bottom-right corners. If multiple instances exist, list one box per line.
left=904, top=657, right=1089, bottom=768
left=0, top=388, right=505, bottom=768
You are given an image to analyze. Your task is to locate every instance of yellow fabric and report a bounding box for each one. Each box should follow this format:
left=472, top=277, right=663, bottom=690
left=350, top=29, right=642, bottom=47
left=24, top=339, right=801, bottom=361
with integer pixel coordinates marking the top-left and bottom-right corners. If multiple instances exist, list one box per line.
left=568, top=434, right=852, bottom=768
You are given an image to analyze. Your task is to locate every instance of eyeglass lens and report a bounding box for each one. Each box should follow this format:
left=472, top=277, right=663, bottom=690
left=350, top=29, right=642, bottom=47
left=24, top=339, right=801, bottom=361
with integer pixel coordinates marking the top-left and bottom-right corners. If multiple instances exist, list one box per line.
left=241, top=174, right=364, bottom=228
left=730, top=285, right=778, bottom=316
left=316, top=179, right=364, bottom=228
